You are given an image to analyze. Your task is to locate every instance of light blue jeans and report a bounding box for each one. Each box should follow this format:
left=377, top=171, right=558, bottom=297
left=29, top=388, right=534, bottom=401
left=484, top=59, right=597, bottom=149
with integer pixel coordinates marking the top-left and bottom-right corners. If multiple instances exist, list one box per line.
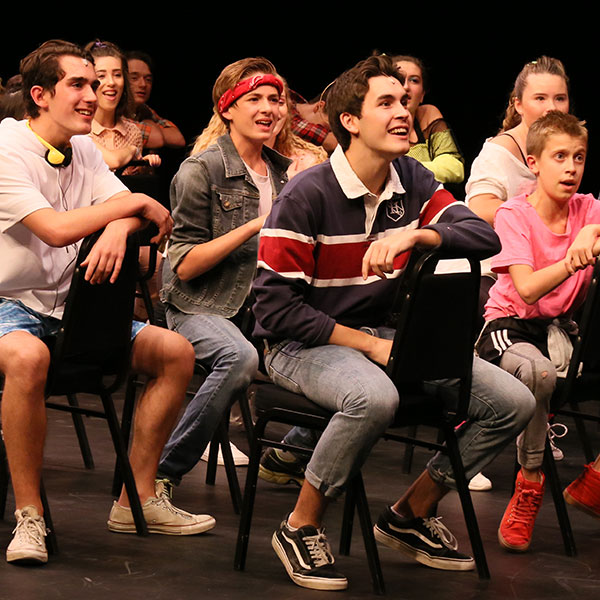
left=157, top=307, right=258, bottom=484
left=266, top=330, right=535, bottom=498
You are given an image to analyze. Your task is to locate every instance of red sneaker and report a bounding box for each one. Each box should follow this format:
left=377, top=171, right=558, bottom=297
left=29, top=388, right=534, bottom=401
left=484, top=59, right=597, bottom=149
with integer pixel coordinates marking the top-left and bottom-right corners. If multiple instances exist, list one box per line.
left=564, top=463, right=600, bottom=519
left=498, top=470, right=545, bottom=552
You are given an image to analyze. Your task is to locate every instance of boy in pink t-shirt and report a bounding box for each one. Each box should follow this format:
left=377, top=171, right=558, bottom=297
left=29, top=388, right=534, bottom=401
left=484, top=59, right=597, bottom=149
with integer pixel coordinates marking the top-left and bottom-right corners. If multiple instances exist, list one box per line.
left=476, top=111, right=600, bottom=552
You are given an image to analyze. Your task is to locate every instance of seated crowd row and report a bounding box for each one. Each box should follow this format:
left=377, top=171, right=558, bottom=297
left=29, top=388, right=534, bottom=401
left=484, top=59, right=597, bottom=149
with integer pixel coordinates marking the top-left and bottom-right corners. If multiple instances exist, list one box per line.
left=1, top=39, right=599, bottom=593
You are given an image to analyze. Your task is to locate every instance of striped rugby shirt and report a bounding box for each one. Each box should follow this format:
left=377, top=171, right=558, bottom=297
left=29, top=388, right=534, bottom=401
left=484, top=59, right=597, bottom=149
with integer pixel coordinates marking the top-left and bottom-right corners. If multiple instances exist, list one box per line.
left=252, top=146, right=500, bottom=346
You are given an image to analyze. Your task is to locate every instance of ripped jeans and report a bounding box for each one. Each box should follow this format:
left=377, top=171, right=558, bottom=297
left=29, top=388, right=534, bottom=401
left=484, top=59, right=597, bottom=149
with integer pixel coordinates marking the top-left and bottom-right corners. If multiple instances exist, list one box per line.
left=499, top=342, right=557, bottom=470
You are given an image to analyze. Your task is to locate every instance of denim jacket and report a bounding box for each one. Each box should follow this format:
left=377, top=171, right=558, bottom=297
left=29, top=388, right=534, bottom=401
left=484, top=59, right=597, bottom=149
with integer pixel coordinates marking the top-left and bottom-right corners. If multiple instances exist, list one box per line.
left=161, top=134, right=291, bottom=317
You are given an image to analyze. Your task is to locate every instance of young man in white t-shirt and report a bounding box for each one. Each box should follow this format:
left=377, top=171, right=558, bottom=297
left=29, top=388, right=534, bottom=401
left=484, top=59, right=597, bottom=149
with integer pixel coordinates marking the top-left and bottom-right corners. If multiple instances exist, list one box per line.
left=0, top=39, right=215, bottom=566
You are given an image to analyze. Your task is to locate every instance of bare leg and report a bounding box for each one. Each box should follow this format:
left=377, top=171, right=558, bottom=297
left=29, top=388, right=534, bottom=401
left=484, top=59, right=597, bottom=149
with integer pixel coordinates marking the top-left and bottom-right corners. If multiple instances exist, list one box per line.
left=0, top=331, right=50, bottom=514
left=288, top=480, right=330, bottom=529
left=392, top=470, right=448, bottom=518
left=117, top=325, right=194, bottom=506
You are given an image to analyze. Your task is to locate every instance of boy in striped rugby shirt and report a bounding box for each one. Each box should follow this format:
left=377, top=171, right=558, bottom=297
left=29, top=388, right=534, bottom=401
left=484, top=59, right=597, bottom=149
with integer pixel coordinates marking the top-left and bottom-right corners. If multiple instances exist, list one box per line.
left=252, top=54, right=535, bottom=591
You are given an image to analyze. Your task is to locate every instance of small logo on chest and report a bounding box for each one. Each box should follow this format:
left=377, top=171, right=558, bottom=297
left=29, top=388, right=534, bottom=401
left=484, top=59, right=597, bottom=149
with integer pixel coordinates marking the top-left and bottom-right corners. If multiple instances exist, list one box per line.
left=386, top=198, right=405, bottom=222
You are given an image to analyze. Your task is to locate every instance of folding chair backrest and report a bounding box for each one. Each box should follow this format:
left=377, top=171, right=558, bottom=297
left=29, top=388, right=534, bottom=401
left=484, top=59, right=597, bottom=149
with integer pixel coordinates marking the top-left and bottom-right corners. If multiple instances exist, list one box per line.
left=385, top=251, right=480, bottom=409
left=47, top=230, right=139, bottom=393
left=572, top=258, right=600, bottom=372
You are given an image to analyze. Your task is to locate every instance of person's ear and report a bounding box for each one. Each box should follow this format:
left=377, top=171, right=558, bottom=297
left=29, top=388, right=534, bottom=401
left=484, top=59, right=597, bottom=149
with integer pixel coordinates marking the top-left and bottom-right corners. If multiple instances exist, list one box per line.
left=339, top=112, right=359, bottom=136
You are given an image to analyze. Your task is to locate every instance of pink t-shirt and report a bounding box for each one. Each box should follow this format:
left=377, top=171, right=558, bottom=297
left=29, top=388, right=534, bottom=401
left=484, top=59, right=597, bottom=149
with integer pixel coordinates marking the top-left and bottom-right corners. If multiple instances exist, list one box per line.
left=485, top=193, right=600, bottom=321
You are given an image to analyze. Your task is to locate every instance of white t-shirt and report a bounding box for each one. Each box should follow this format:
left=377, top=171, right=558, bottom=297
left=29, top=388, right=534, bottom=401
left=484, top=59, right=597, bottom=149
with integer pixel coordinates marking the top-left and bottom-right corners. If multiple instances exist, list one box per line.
left=0, top=118, right=128, bottom=317
left=465, top=138, right=536, bottom=204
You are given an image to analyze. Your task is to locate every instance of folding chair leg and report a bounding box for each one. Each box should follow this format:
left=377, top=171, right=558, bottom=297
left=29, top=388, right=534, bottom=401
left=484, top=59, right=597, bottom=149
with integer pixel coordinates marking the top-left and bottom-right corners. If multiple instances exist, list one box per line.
left=40, top=480, right=58, bottom=555
left=571, top=409, right=596, bottom=464
left=234, top=434, right=263, bottom=571
left=444, top=426, right=490, bottom=579
left=67, top=394, right=94, bottom=470
left=353, top=474, right=385, bottom=595
left=101, top=391, right=147, bottom=536
left=402, top=425, right=418, bottom=474
left=543, top=438, right=577, bottom=556
left=218, top=419, right=242, bottom=514
left=339, top=480, right=356, bottom=556
left=112, top=375, right=137, bottom=497
left=205, top=436, right=219, bottom=486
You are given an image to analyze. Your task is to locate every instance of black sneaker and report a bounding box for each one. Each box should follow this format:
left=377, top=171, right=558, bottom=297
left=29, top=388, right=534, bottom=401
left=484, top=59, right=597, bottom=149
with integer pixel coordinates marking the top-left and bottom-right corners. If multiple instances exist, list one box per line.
left=374, top=506, right=475, bottom=571
left=272, top=516, right=348, bottom=590
left=258, top=448, right=305, bottom=486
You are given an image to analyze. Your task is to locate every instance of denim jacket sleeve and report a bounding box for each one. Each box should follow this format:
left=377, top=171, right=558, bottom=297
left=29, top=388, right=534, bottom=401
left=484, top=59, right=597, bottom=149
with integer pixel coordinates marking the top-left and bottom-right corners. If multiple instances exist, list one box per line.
left=168, top=155, right=213, bottom=271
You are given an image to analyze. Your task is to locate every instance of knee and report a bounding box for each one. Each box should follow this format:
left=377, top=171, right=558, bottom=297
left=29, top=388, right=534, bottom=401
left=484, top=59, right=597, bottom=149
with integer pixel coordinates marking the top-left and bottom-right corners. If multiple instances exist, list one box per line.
left=0, top=334, right=50, bottom=390
left=343, top=379, right=399, bottom=429
left=511, top=354, right=556, bottom=398
left=216, top=338, right=259, bottom=384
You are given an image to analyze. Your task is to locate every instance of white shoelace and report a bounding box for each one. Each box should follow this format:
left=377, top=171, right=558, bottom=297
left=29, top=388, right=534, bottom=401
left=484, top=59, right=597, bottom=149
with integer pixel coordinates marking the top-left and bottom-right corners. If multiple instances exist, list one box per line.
left=12, top=514, right=47, bottom=546
left=302, top=530, right=335, bottom=568
left=423, top=517, right=458, bottom=550
left=548, top=422, right=568, bottom=443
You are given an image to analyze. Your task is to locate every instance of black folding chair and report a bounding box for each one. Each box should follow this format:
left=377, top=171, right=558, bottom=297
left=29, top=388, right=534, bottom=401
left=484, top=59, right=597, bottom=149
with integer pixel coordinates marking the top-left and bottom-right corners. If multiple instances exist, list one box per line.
left=554, top=258, right=600, bottom=462
left=0, top=229, right=149, bottom=550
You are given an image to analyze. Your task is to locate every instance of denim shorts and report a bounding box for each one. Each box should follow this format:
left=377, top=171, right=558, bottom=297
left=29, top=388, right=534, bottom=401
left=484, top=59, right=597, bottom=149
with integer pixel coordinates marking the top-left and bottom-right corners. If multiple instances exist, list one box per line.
left=0, top=298, right=146, bottom=340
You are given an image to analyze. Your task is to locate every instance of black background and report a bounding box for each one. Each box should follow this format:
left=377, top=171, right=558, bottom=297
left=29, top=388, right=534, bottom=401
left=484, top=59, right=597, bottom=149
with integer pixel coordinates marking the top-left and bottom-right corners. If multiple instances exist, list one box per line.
left=2, top=17, right=598, bottom=195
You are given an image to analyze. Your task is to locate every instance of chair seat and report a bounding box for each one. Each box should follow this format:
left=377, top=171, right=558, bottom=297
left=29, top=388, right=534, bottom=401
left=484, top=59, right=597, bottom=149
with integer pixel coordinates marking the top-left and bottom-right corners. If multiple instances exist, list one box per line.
left=254, top=384, right=333, bottom=421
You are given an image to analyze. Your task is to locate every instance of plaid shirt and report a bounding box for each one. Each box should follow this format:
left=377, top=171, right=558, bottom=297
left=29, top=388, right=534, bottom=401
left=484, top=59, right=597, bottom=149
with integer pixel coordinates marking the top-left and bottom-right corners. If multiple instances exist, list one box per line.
left=289, top=89, right=330, bottom=146
left=133, top=104, right=178, bottom=147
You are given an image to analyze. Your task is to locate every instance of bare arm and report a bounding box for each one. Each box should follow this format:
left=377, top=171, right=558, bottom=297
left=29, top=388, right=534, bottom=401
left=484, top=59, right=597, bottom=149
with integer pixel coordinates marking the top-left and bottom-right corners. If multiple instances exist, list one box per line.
left=509, top=224, right=600, bottom=304
left=21, top=191, right=172, bottom=248
left=160, top=124, right=186, bottom=148
left=468, top=193, right=504, bottom=226
left=328, top=323, right=393, bottom=366
left=92, top=140, right=137, bottom=171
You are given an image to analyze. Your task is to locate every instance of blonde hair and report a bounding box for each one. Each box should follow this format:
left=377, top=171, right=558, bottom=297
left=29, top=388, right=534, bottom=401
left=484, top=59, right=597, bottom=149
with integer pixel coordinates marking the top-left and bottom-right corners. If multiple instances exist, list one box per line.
left=191, top=69, right=327, bottom=166
left=501, top=56, right=569, bottom=132
left=191, top=57, right=277, bottom=155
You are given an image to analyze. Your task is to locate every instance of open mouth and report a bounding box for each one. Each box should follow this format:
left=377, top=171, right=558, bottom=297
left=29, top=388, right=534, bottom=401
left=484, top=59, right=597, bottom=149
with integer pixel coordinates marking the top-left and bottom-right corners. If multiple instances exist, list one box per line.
left=76, top=109, right=94, bottom=117
left=389, top=126, right=409, bottom=136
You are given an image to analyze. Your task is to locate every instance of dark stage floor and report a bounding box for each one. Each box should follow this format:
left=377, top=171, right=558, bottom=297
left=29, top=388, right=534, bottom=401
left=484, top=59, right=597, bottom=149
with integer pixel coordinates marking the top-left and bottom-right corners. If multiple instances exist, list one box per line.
left=1, top=392, right=600, bottom=600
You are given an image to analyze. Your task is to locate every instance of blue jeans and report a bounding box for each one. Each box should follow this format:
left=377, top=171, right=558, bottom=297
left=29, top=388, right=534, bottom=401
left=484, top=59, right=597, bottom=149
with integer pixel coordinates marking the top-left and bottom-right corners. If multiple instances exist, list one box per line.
left=158, top=307, right=258, bottom=484
left=266, top=333, right=535, bottom=498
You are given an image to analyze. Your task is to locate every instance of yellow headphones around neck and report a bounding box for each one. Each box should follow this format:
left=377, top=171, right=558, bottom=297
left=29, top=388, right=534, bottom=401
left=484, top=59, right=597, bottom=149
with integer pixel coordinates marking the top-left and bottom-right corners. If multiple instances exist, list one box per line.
left=27, top=120, right=73, bottom=167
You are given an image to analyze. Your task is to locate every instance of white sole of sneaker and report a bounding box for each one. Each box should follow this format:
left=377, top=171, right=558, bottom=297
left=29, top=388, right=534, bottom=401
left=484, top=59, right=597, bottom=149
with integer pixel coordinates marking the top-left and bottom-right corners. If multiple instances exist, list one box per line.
left=258, top=466, right=304, bottom=487
left=271, top=532, right=348, bottom=591
left=6, top=549, right=48, bottom=564
left=374, top=525, right=475, bottom=571
left=108, top=516, right=216, bottom=535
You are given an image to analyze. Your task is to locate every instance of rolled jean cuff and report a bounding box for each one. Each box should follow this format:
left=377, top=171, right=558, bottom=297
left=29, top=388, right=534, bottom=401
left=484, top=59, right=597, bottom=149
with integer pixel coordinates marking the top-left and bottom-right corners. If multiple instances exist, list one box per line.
left=304, top=466, right=345, bottom=500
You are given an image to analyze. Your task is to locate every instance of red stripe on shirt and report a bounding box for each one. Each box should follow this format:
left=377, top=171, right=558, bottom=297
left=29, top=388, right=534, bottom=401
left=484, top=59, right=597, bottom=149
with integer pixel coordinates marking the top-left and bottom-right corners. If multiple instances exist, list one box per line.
left=419, top=189, right=455, bottom=227
left=258, top=236, right=315, bottom=277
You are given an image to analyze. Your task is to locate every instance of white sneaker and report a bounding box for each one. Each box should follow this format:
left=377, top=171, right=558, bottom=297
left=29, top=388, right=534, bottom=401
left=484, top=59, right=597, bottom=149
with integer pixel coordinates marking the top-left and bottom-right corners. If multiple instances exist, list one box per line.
left=107, top=492, right=216, bottom=535
left=468, top=472, right=492, bottom=492
left=6, top=505, right=48, bottom=564
left=201, top=442, right=249, bottom=466
left=548, top=422, right=568, bottom=461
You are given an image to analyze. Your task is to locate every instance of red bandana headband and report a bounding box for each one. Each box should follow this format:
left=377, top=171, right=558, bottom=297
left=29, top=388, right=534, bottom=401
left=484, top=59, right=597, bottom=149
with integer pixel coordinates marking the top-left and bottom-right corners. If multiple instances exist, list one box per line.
left=217, top=74, right=283, bottom=114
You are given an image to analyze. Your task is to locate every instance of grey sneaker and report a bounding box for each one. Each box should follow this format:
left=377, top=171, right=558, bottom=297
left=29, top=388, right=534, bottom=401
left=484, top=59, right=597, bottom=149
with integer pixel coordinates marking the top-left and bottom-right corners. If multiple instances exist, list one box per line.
left=107, top=492, right=216, bottom=535
left=259, top=448, right=305, bottom=486
left=6, top=505, right=48, bottom=564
